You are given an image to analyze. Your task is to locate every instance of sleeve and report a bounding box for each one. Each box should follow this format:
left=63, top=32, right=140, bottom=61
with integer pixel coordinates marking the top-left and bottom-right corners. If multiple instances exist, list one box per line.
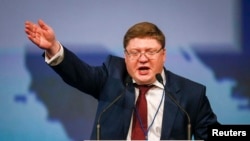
left=45, top=42, right=64, bottom=66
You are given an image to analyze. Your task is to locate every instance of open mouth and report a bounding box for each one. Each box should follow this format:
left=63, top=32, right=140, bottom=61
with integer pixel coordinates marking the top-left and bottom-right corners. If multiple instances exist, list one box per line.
left=138, top=66, right=150, bottom=74
left=139, top=66, right=150, bottom=70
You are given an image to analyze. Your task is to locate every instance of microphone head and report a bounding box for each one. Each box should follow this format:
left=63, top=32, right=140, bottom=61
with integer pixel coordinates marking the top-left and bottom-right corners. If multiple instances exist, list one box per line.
left=155, top=73, right=163, bottom=84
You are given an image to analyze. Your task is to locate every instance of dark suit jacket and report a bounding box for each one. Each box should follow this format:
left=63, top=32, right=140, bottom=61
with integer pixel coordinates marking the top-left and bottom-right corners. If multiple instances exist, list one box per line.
left=51, top=47, right=219, bottom=140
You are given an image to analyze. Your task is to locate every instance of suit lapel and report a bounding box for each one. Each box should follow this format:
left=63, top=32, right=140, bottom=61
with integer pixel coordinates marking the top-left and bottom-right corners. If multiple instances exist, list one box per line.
left=123, top=83, right=135, bottom=138
left=160, top=70, right=182, bottom=139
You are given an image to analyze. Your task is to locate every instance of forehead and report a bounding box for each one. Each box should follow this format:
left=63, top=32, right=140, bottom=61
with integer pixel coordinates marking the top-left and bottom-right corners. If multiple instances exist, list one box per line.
left=126, top=38, right=161, bottom=49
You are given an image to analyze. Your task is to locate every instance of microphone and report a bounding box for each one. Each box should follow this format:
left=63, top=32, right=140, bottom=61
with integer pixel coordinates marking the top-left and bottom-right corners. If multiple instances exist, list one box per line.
left=155, top=73, right=191, bottom=140
left=96, top=75, right=131, bottom=141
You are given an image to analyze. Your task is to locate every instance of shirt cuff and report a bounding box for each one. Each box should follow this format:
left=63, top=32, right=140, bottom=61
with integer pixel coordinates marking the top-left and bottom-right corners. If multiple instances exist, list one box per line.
left=45, top=42, right=64, bottom=66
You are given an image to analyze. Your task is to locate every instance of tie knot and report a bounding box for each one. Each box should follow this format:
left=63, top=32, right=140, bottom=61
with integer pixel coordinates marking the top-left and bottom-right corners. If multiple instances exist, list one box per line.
left=136, top=85, right=154, bottom=95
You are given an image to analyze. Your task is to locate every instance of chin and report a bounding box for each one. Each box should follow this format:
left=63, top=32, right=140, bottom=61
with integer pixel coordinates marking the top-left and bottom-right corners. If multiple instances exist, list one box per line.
left=135, top=77, right=154, bottom=85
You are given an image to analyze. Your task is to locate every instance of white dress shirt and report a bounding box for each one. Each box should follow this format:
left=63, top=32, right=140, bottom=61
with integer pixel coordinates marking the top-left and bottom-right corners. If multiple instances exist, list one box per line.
left=126, top=71, right=166, bottom=141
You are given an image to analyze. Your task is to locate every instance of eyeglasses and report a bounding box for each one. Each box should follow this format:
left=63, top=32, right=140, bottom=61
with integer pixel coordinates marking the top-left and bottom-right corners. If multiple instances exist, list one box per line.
left=125, top=48, right=164, bottom=60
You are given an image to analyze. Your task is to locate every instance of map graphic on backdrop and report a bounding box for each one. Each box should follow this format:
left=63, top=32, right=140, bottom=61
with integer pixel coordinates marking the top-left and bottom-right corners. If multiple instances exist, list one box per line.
left=192, top=2, right=250, bottom=109
left=23, top=44, right=108, bottom=140
left=0, top=1, right=250, bottom=141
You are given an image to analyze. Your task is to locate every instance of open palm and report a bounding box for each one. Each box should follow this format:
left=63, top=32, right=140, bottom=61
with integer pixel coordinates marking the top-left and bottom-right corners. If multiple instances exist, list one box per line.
left=25, top=19, right=57, bottom=50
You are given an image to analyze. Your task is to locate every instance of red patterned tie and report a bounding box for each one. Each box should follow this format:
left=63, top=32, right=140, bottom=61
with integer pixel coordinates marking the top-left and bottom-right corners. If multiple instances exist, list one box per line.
left=131, top=85, right=153, bottom=140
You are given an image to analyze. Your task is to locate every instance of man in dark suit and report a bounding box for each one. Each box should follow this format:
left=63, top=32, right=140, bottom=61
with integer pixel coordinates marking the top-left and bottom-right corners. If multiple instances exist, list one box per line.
left=25, top=19, right=219, bottom=140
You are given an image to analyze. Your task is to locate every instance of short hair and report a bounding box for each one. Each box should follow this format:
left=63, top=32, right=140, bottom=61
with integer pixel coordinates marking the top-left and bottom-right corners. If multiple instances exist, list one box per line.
left=123, top=22, right=165, bottom=49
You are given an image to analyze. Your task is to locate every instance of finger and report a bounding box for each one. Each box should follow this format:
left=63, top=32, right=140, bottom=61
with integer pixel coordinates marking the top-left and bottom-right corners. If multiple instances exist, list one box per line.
left=27, top=28, right=41, bottom=46
left=38, top=19, right=50, bottom=30
left=25, top=21, right=34, bottom=31
left=25, top=20, right=33, bottom=26
left=25, top=25, right=34, bottom=37
left=25, top=29, right=32, bottom=36
left=25, top=23, right=38, bottom=38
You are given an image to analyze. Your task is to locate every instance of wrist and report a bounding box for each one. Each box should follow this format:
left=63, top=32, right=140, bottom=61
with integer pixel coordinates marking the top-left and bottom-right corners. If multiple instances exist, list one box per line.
left=46, top=41, right=61, bottom=58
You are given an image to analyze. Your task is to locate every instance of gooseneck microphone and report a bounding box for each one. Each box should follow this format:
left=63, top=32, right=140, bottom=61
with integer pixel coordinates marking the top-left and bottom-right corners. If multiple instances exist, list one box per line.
left=155, top=73, right=191, bottom=140
left=96, top=76, right=131, bottom=141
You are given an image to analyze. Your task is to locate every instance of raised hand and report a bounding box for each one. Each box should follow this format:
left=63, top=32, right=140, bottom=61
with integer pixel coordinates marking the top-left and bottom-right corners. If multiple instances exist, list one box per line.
left=25, top=19, right=60, bottom=57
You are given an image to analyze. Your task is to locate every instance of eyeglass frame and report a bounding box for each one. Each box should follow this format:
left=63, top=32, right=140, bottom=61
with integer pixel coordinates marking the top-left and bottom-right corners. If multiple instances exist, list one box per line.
left=124, top=47, right=164, bottom=60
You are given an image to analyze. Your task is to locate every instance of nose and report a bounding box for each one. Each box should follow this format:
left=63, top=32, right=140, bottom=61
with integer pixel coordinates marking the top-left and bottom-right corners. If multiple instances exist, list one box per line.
left=138, top=53, right=149, bottom=62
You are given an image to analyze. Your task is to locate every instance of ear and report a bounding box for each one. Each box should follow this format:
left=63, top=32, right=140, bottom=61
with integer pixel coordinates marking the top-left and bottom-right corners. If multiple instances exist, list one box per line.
left=162, top=48, right=166, bottom=62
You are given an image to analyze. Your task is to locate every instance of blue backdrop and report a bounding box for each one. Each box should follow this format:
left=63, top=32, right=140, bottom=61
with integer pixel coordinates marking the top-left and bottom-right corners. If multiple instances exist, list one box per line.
left=0, top=0, right=249, bottom=141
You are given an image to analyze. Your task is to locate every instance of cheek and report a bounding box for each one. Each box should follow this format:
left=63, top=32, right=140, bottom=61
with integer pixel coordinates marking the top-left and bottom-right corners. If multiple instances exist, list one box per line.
left=125, top=58, right=135, bottom=73
left=126, top=61, right=136, bottom=72
left=152, top=57, right=165, bottom=71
